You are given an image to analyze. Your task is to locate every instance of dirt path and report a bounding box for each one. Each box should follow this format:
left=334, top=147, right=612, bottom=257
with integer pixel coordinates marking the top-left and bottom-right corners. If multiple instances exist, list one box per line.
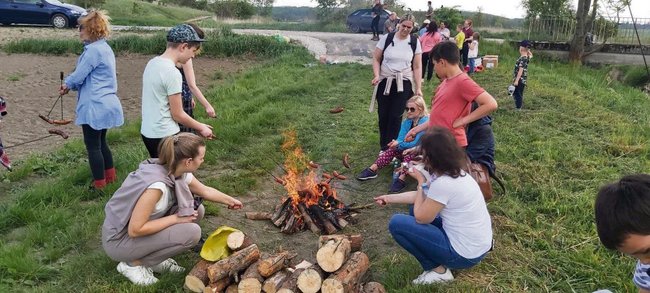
left=0, top=52, right=250, bottom=161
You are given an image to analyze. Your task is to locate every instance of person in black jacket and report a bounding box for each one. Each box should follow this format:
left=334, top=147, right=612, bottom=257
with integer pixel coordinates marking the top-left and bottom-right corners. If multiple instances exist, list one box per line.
left=465, top=102, right=495, bottom=175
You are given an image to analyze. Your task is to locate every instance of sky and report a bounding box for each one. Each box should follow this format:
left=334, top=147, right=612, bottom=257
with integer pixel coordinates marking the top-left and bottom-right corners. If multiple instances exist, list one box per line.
left=273, top=0, right=650, bottom=19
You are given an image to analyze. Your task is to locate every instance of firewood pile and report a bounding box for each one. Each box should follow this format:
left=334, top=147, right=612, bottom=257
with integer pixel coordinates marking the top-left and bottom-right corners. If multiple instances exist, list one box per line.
left=184, top=232, right=386, bottom=293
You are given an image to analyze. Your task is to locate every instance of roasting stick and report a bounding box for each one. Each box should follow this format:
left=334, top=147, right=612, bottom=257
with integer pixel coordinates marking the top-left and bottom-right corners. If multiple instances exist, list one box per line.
left=5, top=129, right=70, bottom=149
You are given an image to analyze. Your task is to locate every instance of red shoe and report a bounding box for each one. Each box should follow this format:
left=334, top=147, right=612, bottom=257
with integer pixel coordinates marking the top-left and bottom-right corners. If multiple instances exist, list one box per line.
left=0, top=150, right=11, bottom=171
left=105, top=167, right=117, bottom=184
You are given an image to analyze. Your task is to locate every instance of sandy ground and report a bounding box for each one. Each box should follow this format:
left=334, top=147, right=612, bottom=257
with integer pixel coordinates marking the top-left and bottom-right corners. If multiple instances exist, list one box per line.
left=0, top=52, right=249, bottom=161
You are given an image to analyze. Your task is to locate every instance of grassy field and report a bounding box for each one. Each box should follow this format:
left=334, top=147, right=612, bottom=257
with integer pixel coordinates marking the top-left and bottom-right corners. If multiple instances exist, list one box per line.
left=0, top=35, right=648, bottom=292
left=99, top=0, right=212, bottom=27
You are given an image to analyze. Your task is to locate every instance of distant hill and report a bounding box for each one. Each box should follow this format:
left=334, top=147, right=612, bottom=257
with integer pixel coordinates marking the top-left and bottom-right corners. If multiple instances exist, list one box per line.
left=271, top=6, right=524, bottom=29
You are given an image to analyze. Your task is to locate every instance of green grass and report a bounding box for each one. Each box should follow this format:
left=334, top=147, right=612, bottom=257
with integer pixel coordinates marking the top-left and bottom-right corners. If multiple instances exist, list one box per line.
left=100, top=0, right=212, bottom=27
left=1, top=28, right=300, bottom=58
left=1, top=39, right=648, bottom=291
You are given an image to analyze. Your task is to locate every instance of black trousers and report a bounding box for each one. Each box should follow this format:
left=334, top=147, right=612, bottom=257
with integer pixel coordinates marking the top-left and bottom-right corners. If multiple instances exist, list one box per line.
left=422, top=51, right=434, bottom=81
left=461, top=42, right=469, bottom=67
left=371, top=16, right=380, bottom=36
left=377, top=79, right=413, bottom=150
left=141, top=135, right=163, bottom=158
left=82, top=124, right=113, bottom=181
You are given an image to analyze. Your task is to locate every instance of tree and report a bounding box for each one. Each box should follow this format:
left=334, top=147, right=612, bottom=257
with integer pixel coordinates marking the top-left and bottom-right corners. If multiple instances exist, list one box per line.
left=250, top=0, right=274, bottom=17
left=434, top=6, right=463, bottom=28
left=569, top=0, right=596, bottom=64
left=316, top=0, right=339, bottom=20
left=473, top=6, right=484, bottom=27
left=521, top=0, right=573, bottom=18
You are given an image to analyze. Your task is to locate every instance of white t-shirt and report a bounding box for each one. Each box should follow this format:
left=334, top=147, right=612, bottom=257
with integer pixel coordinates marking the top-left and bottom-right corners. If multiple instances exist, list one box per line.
left=376, top=34, right=423, bottom=73
left=141, top=56, right=182, bottom=138
left=425, top=172, right=492, bottom=258
left=148, top=173, right=194, bottom=218
left=439, top=28, right=451, bottom=39
left=468, top=40, right=479, bottom=58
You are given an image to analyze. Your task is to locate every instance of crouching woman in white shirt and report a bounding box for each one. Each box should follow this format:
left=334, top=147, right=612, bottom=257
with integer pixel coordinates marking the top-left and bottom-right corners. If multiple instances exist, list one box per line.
left=374, top=126, right=492, bottom=285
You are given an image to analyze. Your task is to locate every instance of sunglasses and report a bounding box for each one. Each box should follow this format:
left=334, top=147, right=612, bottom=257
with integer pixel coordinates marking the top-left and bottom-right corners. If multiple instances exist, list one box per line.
left=405, top=107, right=417, bottom=113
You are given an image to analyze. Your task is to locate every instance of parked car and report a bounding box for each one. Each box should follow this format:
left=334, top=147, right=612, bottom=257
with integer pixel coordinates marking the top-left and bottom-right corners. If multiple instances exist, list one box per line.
left=346, top=8, right=392, bottom=34
left=0, top=0, right=86, bottom=29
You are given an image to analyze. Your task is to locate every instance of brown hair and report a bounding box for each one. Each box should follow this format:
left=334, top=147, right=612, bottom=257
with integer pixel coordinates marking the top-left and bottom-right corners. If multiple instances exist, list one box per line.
left=79, top=9, right=111, bottom=41
left=473, top=32, right=480, bottom=41
left=465, top=19, right=473, bottom=26
left=419, top=127, right=467, bottom=178
left=157, top=133, right=206, bottom=174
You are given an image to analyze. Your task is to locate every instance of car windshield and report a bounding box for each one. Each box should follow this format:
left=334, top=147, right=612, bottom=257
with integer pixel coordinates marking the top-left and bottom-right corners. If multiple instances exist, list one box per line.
left=45, top=0, right=64, bottom=4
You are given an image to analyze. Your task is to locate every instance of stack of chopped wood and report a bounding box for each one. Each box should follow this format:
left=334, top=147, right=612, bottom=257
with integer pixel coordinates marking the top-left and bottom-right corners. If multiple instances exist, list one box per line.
left=184, top=232, right=386, bottom=293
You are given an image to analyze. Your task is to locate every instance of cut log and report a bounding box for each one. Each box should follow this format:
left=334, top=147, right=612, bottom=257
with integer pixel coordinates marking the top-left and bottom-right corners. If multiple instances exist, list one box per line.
left=319, top=234, right=363, bottom=252
left=297, top=265, right=325, bottom=293
left=225, top=284, right=239, bottom=293
left=309, top=205, right=337, bottom=235
left=184, top=259, right=215, bottom=293
left=245, top=212, right=272, bottom=220
left=238, top=260, right=264, bottom=293
left=321, top=252, right=370, bottom=293
left=277, top=267, right=304, bottom=293
left=226, top=231, right=254, bottom=251
left=298, top=203, right=320, bottom=234
left=262, top=270, right=289, bottom=293
left=317, top=238, right=351, bottom=273
left=203, top=277, right=232, bottom=293
left=272, top=198, right=291, bottom=223
left=258, top=251, right=291, bottom=277
left=293, top=260, right=313, bottom=270
left=361, top=282, right=386, bottom=293
left=207, top=244, right=260, bottom=283
left=273, top=210, right=289, bottom=227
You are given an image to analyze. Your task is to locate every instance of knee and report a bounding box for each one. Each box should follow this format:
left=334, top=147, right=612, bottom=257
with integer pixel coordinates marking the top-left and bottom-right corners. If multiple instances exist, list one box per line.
left=178, top=223, right=202, bottom=248
left=388, top=214, right=414, bottom=236
left=196, top=204, right=205, bottom=222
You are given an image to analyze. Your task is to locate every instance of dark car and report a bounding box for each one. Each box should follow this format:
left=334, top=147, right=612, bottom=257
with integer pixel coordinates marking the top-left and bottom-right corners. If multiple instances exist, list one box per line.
left=0, top=0, right=86, bottom=29
left=346, top=8, right=392, bottom=34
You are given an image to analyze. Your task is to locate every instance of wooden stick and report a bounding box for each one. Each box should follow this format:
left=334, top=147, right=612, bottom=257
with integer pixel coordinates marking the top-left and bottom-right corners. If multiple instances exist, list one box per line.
left=207, top=244, right=260, bottom=283
left=298, top=203, right=321, bottom=234
left=184, top=259, right=215, bottom=292
left=272, top=198, right=291, bottom=223
left=309, top=205, right=337, bottom=235
left=258, top=251, right=291, bottom=277
left=245, top=212, right=272, bottom=220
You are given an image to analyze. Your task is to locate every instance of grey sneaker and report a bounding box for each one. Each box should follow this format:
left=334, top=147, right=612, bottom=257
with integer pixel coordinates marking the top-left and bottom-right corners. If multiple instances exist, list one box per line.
left=117, top=262, right=158, bottom=286
left=412, top=268, right=454, bottom=285
left=150, top=258, right=185, bottom=273
left=356, top=168, right=377, bottom=181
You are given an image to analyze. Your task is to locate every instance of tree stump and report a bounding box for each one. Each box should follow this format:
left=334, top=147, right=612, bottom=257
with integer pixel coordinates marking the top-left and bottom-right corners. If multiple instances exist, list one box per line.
left=321, top=252, right=370, bottom=293
left=297, top=265, right=325, bottom=293
left=317, top=238, right=351, bottom=272
left=184, top=259, right=215, bottom=292
left=238, top=260, right=264, bottom=293
left=226, top=231, right=253, bottom=251
left=207, top=244, right=260, bottom=283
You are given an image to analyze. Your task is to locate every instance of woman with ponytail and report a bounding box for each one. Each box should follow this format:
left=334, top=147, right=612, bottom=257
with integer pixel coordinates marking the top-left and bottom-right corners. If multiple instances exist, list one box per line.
left=59, top=10, right=124, bottom=190
left=101, top=133, right=242, bottom=286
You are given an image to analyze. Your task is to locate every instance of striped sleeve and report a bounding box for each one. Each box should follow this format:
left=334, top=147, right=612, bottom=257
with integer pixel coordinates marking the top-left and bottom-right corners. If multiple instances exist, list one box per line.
left=634, top=260, right=650, bottom=290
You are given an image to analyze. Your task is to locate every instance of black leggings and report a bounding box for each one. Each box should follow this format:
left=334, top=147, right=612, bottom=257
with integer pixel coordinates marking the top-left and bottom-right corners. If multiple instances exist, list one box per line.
left=372, top=16, right=380, bottom=36
left=141, top=135, right=163, bottom=158
left=422, top=51, right=434, bottom=81
left=82, top=125, right=113, bottom=181
left=376, top=79, right=413, bottom=150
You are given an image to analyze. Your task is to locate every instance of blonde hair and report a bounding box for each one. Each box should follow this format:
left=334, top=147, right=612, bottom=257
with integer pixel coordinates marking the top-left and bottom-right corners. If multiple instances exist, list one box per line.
left=79, top=9, right=111, bottom=41
left=157, top=133, right=206, bottom=174
left=407, top=95, right=429, bottom=117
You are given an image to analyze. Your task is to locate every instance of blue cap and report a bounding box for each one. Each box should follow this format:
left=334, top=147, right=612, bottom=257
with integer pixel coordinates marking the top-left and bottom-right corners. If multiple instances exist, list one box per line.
left=167, top=24, right=205, bottom=43
left=520, top=40, right=532, bottom=48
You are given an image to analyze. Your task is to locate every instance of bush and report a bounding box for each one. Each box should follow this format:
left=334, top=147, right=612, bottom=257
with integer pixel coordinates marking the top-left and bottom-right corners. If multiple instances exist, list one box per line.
left=623, top=67, right=650, bottom=87
left=210, top=0, right=255, bottom=19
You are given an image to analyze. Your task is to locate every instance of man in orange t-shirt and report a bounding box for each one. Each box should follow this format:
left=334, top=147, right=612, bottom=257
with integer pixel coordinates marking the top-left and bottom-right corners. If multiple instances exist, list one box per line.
left=406, top=42, right=497, bottom=147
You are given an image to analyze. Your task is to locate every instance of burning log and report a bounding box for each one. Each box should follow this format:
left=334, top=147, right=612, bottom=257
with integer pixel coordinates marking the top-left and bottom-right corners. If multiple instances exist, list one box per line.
left=337, top=218, right=349, bottom=228
left=317, top=238, right=351, bottom=273
left=297, top=265, right=326, bottom=293
left=319, top=234, right=363, bottom=252
left=276, top=267, right=305, bottom=293
left=262, top=270, right=289, bottom=293
left=184, top=259, right=215, bottom=293
left=245, top=212, right=272, bottom=220
left=226, top=231, right=253, bottom=251
left=238, top=260, right=264, bottom=293
left=280, top=213, right=300, bottom=234
left=203, top=276, right=232, bottom=293
left=298, top=203, right=320, bottom=234
left=308, top=205, right=338, bottom=235
left=258, top=251, right=291, bottom=278
left=361, top=282, right=386, bottom=293
left=272, top=199, right=291, bottom=227
left=321, top=252, right=370, bottom=293
left=207, top=244, right=260, bottom=283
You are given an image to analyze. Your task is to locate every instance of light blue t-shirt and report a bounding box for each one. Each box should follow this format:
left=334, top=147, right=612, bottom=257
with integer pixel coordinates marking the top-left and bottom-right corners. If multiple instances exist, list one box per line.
left=634, top=260, right=650, bottom=290
left=65, top=39, right=123, bottom=130
left=140, top=56, right=182, bottom=138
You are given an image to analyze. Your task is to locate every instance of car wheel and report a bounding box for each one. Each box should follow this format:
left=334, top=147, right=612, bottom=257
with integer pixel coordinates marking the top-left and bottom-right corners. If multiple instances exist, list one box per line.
left=51, top=14, right=68, bottom=29
left=349, top=24, right=361, bottom=33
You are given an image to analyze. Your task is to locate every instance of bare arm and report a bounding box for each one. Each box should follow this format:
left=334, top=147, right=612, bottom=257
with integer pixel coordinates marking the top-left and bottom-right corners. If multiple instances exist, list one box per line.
left=404, top=121, right=429, bottom=142
left=514, top=67, right=524, bottom=85
left=374, top=191, right=417, bottom=205
left=371, top=47, right=383, bottom=86
left=640, top=288, right=650, bottom=293
left=452, top=91, right=498, bottom=128
left=189, top=177, right=242, bottom=209
left=412, top=53, right=423, bottom=96
left=169, top=93, right=213, bottom=138
left=128, top=189, right=197, bottom=238
left=182, top=59, right=216, bottom=118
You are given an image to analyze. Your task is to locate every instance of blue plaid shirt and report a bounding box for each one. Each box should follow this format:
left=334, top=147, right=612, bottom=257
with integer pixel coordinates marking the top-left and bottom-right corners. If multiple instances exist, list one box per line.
left=65, top=39, right=123, bottom=130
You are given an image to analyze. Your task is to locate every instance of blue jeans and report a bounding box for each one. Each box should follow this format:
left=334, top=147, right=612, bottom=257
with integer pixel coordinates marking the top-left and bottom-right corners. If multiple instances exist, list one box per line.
left=468, top=57, right=476, bottom=73
left=388, top=208, right=487, bottom=270
left=513, top=82, right=526, bottom=109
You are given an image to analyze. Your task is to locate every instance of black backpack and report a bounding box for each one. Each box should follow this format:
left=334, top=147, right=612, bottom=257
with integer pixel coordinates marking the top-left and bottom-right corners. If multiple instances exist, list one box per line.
left=380, top=32, right=418, bottom=68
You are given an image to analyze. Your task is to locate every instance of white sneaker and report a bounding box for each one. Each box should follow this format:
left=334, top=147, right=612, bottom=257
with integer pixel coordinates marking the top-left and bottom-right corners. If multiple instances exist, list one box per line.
left=150, top=258, right=185, bottom=273
left=117, top=262, right=158, bottom=286
left=412, top=268, right=454, bottom=285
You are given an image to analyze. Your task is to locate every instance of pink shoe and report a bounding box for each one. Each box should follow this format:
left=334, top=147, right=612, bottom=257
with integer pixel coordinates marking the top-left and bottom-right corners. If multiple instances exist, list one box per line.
left=0, top=150, right=11, bottom=171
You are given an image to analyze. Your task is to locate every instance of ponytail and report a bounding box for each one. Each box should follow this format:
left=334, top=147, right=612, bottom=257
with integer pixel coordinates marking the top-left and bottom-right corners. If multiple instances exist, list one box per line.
left=157, top=133, right=205, bottom=174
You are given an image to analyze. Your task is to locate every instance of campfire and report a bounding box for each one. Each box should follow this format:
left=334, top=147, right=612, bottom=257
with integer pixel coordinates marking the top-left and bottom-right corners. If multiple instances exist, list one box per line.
left=246, top=130, right=353, bottom=235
